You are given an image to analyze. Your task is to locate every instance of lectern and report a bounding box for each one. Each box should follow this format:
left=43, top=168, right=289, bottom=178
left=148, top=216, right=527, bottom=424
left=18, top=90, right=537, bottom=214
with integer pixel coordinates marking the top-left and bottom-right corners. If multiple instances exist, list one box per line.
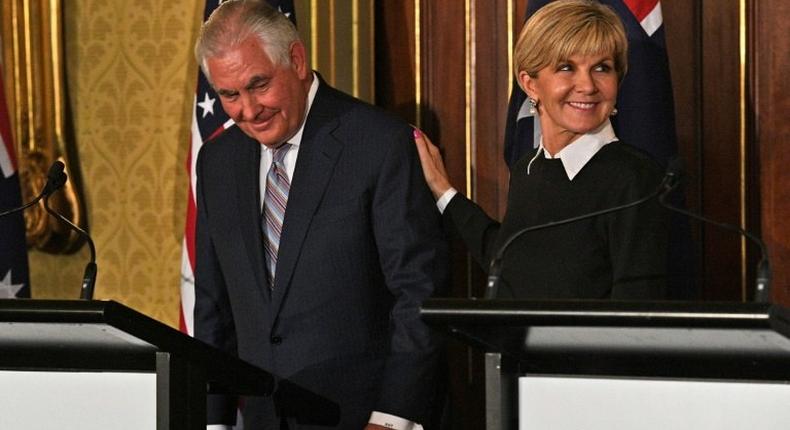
left=422, top=299, right=790, bottom=430
left=0, top=299, right=335, bottom=430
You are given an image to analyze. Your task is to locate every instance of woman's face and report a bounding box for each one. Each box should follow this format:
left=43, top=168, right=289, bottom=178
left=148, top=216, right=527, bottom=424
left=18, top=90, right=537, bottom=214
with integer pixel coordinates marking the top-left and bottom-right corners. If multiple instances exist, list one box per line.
left=519, top=53, right=619, bottom=150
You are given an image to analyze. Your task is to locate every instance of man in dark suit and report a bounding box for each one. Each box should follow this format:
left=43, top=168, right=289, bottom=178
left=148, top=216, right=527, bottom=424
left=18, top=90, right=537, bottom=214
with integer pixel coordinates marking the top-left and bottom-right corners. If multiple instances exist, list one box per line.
left=193, top=1, right=446, bottom=429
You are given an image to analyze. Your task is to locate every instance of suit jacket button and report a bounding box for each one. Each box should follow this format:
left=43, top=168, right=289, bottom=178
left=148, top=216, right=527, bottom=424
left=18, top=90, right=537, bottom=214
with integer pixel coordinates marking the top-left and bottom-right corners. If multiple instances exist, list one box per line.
left=270, top=335, right=282, bottom=345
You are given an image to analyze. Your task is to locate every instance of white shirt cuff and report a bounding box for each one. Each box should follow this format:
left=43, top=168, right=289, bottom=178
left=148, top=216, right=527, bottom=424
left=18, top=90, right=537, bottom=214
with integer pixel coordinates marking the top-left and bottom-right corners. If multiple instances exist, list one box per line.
left=436, top=188, right=458, bottom=214
left=369, top=411, right=423, bottom=430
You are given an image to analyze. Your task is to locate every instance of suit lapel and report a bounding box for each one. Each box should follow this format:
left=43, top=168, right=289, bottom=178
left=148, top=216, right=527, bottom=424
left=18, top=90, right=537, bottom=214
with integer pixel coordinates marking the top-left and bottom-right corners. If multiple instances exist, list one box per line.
left=269, top=82, right=344, bottom=320
left=232, top=129, right=270, bottom=300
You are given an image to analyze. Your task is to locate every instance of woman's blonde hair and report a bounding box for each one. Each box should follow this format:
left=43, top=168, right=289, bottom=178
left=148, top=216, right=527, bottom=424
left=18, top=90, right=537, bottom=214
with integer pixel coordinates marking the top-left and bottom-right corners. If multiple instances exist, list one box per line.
left=514, top=0, right=628, bottom=86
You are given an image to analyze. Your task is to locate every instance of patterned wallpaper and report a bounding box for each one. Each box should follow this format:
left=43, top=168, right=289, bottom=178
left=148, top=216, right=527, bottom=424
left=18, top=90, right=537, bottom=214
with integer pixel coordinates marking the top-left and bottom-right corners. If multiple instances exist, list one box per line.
left=28, top=1, right=203, bottom=327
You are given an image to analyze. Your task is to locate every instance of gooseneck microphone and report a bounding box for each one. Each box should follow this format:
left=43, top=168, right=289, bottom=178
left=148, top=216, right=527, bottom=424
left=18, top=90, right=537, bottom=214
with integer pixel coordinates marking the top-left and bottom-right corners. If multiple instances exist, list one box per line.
left=657, top=160, right=771, bottom=303
left=0, top=161, right=67, bottom=218
left=40, top=163, right=98, bottom=300
left=485, top=164, right=677, bottom=300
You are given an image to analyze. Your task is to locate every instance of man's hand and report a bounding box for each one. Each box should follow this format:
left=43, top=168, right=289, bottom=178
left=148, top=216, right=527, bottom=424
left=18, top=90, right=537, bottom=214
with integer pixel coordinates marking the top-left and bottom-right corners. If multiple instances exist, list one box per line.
left=365, top=424, right=392, bottom=430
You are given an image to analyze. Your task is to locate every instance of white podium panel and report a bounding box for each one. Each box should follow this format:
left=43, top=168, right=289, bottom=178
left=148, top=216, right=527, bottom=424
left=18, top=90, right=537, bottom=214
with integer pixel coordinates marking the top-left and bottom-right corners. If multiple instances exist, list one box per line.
left=519, top=376, right=790, bottom=430
left=0, top=370, right=156, bottom=430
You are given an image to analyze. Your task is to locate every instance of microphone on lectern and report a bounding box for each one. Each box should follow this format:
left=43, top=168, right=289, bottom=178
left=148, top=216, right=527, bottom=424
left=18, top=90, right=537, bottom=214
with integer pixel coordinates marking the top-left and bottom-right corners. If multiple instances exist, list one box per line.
left=657, top=159, right=771, bottom=303
left=40, top=163, right=99, bottom=300
left=0, top=161, right=66, bottom=218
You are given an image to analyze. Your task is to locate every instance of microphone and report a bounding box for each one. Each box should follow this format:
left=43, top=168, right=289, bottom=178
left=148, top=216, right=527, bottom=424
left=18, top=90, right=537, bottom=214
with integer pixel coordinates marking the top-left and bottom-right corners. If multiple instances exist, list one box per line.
left=41, top=165, right=98, bottom=300
left=0, top=161, right=67, bottom=218
left=657, top=159, right=771, bottom=303
left=485, top=164, right=677, bottom=299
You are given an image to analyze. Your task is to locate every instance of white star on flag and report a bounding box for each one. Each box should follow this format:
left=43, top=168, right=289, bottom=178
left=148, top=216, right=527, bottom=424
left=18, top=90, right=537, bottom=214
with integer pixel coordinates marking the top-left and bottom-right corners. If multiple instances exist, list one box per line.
left=0, top=270, right=24, bottom=298
left=197, top=92, right=216, bottom=118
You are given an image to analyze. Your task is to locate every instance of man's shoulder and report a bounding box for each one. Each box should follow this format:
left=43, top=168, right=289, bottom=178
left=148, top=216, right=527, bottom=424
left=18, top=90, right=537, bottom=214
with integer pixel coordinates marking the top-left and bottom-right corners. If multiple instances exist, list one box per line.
left=204, top=124, right=248, bottom=146
left=317, top=84, right=409, bottom=133
left=197, top=125, right=256, bottom=165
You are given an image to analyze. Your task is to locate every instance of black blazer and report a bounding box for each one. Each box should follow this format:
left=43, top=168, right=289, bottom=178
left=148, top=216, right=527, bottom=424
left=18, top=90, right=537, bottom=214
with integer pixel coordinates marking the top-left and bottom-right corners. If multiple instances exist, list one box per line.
left=444, top=142, right=668, bottom=300
left=194, top=78, right=446, bottom=429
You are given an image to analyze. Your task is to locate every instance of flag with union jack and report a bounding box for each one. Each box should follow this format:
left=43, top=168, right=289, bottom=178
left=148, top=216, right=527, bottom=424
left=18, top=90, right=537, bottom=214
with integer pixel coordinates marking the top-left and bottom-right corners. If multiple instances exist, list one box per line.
left=0, top=68, right=31, bottom=299
left=180, top=0, right=296, bottom=334
left=504, top=0, right=677, bottom=166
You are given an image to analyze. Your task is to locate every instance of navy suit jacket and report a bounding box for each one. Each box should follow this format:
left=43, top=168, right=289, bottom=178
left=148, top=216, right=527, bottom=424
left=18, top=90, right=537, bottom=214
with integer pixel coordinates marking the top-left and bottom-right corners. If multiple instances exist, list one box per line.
left=194, top=78, right=446, bottom=429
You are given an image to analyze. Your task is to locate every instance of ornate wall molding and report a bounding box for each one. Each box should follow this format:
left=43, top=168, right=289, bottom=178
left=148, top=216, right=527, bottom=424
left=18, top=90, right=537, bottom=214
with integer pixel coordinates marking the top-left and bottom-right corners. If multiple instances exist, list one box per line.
left=1, top=0, right=84, bottom=253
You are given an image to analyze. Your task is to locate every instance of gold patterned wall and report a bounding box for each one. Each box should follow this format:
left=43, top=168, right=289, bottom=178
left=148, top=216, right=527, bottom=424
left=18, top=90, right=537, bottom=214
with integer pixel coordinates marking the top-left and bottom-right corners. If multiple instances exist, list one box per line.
left=26, top=0, right=203, bottom=326
left=16, top=1, right=374, bottom=328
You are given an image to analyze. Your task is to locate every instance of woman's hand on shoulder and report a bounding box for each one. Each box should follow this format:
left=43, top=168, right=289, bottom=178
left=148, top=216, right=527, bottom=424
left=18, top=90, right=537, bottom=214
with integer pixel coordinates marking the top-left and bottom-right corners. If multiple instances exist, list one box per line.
left=412, top=128, right=453, bottom=200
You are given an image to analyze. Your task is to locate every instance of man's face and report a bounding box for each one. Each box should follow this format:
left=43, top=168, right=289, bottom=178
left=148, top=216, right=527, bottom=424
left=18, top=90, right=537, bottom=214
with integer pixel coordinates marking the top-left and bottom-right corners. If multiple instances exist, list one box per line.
left=207, top=37, right=311, bottom=147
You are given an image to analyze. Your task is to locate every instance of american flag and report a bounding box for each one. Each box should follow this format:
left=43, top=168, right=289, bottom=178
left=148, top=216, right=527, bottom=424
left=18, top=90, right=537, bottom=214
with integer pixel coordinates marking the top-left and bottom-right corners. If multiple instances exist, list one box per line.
left=504, top=0, right=677, bottom=166
left=0, top=69, right=30, bottom=299
left=180, top=0, right=296, bottom=334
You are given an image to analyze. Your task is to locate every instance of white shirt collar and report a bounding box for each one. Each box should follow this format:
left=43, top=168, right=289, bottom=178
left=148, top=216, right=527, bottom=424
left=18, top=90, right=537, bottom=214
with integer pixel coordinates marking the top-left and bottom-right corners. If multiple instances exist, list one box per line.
left=526, top=120, right=618, bottom=180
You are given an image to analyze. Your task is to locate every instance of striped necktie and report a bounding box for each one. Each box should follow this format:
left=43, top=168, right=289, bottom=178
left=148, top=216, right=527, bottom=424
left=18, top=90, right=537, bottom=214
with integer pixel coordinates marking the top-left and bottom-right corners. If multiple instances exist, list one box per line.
left=263, top=144, right=291, bottom=287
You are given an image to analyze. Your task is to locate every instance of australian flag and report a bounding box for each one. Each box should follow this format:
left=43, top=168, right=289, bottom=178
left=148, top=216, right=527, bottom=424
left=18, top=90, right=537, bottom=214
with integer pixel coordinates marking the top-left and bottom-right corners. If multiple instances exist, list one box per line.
left=0, top=70, right=30, bottom=299
left=504, top=0, right=677, bottom=166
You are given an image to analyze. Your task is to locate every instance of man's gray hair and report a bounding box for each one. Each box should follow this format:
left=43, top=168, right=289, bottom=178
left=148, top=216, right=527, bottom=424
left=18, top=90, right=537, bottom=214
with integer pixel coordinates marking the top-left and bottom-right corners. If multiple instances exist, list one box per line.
left=195, top=0, right=301, bottom=82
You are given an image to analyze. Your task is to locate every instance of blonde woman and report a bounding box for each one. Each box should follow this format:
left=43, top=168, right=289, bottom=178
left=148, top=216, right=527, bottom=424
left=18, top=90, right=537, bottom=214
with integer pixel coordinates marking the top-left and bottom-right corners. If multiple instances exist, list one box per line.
left=415, top=0, right=668, bottom=299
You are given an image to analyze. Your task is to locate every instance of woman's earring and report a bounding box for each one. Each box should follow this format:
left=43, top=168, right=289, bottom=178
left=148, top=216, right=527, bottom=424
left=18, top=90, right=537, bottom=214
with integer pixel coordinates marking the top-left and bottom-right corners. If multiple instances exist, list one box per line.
left=528, top=97, right=539, bottom=115
left=610, top=107, right=618, bottom=116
